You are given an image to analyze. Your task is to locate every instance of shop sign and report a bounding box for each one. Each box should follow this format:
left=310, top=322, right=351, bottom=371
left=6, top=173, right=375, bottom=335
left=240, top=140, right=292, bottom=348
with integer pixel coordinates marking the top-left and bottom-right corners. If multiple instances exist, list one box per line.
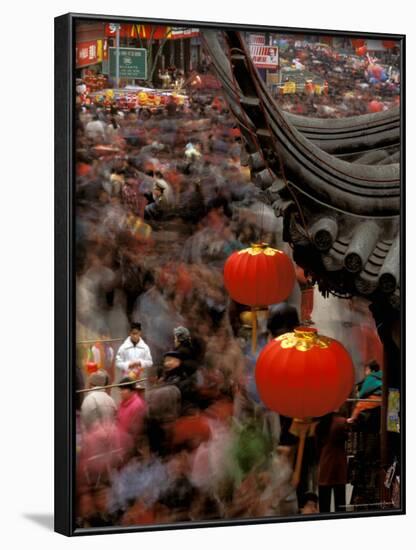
left=170, top=28, right=200, bottom=39
left=108, top=47, right=147, bottom=79
left=282, top=81, right=297, bottom=94
left=76, top=40, right=99, bottom=68
left=249, top=45, right=279, bottom=69
left=249, top=34, right=265, bottom=45
left=105, top=23, right=171, bottom=40
left=96, top=39, right=108, bottom=62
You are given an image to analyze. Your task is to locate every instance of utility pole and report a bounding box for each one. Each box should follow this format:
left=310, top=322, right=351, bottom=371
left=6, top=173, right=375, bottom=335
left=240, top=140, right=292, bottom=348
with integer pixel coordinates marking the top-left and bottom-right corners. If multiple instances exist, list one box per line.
left=115, top=24, right=120, bottom=89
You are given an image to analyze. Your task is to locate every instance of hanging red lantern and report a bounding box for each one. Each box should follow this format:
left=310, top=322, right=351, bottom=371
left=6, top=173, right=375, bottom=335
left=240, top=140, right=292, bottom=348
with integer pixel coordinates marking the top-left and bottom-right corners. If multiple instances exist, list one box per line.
left=355, top=46, right=367, bottom=56
left=224, top=243, right=295, bottom=307
left=255, top=327, right=354, bottom=418
left=224, top=243, right=295, bottom=352
left=368, top=100, right=383, bottom=113
left=383, top=40, right=397, bottom=49
left=256, top=326, right=354, bottom=486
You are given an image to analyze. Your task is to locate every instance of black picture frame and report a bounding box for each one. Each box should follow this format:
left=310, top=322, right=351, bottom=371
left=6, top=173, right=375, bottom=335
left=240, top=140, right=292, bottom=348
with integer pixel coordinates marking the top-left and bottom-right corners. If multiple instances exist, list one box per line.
left=55, top=12, right=405, bottom=536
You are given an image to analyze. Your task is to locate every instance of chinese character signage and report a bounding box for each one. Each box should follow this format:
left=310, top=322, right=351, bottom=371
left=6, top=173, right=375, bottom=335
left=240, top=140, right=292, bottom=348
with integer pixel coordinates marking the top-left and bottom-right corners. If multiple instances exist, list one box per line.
left=108, top=47, right=147, bottom=80
left=76, top=40, right=99, bottom=68
left=249, top=34, right=266, bottom=45
left=249, top=45, right=279, bottom=69
left=170, top=28, right=200, bottom=39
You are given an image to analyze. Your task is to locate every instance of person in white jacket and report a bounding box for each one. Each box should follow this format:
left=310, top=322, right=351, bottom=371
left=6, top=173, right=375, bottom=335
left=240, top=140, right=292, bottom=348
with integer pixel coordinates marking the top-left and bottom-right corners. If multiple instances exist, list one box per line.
left=115, top=322, right=153, bottom=384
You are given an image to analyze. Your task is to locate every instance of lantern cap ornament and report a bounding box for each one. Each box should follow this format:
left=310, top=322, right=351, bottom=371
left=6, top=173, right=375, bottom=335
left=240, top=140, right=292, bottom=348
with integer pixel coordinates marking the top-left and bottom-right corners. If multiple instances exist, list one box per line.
left=276, top=326, right=331, bottom=351
left=238, top=242, right=283, bottom=257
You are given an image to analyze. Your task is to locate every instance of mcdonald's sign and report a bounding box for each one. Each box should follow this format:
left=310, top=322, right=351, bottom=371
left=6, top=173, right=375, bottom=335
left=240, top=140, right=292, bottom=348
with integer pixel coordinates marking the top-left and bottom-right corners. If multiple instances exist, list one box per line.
left=104, top=23, right=172, bottom=40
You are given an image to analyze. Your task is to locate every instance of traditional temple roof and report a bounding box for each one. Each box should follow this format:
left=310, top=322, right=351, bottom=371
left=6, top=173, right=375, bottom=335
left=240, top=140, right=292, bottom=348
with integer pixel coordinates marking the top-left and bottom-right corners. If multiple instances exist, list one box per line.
left=202, top=30, right=401, bottom=309
left=202, top=31, right=400, bottom=159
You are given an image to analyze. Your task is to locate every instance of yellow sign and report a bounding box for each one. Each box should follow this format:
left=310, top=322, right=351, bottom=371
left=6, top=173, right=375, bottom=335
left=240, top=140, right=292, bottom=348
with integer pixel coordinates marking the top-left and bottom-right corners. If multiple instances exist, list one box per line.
left=314, top=83, right=323, bottom=95
left=387, top=389, right=400, bottom=433
left=97, top=39, right=103, bottom=62
left=282, top=81, right=296, bottom=94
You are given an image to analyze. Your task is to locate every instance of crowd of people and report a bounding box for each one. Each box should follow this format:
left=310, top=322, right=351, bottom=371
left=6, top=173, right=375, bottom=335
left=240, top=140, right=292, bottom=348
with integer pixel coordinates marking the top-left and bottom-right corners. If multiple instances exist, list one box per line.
left=74, top=42, right=387, bottom=527
left=274, top=42, right=400, bottom=118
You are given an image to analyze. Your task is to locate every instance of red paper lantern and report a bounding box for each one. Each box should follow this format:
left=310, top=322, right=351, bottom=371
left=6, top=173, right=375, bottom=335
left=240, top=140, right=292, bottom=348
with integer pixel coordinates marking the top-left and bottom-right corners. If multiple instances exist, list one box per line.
left=223, top=243, right=295, bottom=307
left=368, top=100, right=383, bottom=113
left=355, top=46, right=367, bottom=56
left=383, top=40, right=396, bottom=49
left=255, top=327, right=354, bottom=418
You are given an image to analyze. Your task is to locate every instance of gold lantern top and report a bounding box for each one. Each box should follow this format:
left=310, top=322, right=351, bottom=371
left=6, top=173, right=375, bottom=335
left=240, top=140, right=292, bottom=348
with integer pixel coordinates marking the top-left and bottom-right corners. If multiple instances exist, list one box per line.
left=237, top=243, right=283, bottom=257
left=275, top=327, right=331, bottom=352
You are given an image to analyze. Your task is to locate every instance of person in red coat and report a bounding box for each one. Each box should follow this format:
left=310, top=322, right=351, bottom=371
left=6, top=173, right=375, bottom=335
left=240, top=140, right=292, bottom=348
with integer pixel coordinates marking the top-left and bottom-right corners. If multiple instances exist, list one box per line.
left=316, top=411, right=349, bottom=513
left=117, top=378, right=147, bottom=444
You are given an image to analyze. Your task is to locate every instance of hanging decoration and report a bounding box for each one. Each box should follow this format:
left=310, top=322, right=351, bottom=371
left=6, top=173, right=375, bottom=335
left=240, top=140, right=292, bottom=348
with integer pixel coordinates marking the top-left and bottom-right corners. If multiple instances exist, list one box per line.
left=224, top=243, right=295, bottom=351
left=255, top=326, right=354, bottom=486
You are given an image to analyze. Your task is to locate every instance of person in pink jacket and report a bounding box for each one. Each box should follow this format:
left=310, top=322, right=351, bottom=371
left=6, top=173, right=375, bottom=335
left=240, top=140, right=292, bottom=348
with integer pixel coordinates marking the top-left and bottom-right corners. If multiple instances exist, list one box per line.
left=117, top=378, right=147, bottom=444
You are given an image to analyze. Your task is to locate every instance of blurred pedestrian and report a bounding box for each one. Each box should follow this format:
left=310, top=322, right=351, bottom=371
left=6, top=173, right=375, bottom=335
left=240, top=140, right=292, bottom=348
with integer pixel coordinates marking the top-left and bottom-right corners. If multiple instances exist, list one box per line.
left=81, top=370, right=117, bottom=432
left=316, top=411, right=349, bottom=513
left=348, top=360, right=382, bottom=423
left=173, top=326, right=200, bottom=375
left=117, top=377, right=147, bottom=440
left=299, top=492, right=319, bottom=514
left=85, top=114, right=106, bottom=143
left=160, top=350, right=198, bottom=413
left=115, top=322, right=153, bottom=382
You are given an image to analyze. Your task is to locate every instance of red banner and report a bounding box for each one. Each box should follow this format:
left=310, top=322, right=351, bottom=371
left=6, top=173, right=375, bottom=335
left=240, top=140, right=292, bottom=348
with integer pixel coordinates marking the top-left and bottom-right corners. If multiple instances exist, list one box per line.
left=382, top=40, right=398, bottom=49
left=170, top=28, right=200, bottom=40
left=249, top=45, right=279, bottom=69
left=76, top=41, right=99, bottom=68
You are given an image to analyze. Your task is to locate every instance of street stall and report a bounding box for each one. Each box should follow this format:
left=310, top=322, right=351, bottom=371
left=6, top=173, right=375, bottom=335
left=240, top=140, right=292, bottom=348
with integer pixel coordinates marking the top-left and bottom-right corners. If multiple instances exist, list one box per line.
left=80, top=86, right=189, bottom=113
left=276, top=69, right=328, bottom=95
